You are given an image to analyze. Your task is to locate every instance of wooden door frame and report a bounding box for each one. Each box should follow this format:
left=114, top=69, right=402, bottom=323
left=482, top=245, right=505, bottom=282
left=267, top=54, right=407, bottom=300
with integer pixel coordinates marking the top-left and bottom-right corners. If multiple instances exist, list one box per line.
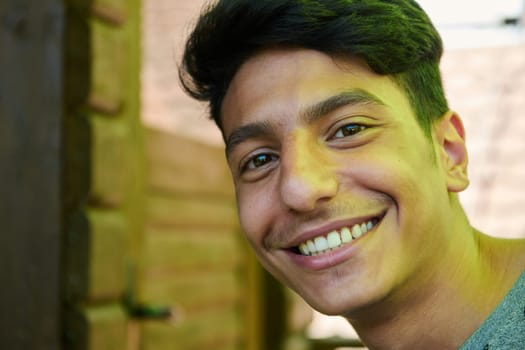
left=0, top=1, right=65, bottom=348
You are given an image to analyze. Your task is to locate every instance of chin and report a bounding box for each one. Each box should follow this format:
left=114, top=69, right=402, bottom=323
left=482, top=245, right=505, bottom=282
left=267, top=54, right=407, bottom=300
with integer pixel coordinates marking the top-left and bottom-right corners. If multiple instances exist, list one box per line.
left=297, top=277, right=389, bottom=318
left=294, top=285, right=357, bottom=316
left=309, top=301, right=348, bottom=316
left=317, top=297, right=363, bottom=316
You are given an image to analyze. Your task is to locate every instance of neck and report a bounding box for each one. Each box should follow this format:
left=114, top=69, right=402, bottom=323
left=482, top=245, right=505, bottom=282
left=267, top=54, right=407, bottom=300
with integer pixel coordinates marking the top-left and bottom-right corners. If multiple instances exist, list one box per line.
left=345, top=215, right=525, bottom=350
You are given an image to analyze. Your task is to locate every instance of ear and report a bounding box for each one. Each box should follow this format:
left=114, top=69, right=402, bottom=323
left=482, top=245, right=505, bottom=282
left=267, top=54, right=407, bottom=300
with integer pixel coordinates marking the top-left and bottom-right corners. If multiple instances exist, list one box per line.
left=433, top=111, right=469, bottom=193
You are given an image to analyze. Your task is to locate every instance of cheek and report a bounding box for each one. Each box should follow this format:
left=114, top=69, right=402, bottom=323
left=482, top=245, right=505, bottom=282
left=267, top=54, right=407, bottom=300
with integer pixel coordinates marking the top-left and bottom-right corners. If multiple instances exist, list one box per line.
left=336, top=144, right=444, bottom=209
left=336, top=152, right=406, bottom=193
left=354, top=149, right=449, bottom=236
left=236, top=184, right=276, bottom=246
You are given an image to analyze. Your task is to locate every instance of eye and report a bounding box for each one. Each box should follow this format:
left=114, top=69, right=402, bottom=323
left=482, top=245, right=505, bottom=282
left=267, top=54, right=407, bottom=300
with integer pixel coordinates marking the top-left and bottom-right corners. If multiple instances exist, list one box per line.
left=242, top=153, right=279, bottom=172
left=333, top=123, right=367, bottom=139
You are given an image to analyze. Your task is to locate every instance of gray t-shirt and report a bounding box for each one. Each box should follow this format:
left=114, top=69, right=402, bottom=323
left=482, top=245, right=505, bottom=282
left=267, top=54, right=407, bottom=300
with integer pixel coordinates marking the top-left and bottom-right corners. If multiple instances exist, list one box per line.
left=460, top=269, right=525, bottom=349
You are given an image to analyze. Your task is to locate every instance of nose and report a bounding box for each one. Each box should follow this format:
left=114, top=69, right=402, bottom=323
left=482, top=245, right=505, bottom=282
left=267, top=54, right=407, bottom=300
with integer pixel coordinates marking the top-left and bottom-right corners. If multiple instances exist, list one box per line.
left=279, top=132, right=338, bottom=212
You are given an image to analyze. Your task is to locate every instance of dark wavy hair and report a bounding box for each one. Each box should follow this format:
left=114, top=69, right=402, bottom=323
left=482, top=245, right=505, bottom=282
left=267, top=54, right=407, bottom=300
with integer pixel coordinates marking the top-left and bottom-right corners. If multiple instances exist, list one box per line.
left=179, top=0, right=449, bottom=137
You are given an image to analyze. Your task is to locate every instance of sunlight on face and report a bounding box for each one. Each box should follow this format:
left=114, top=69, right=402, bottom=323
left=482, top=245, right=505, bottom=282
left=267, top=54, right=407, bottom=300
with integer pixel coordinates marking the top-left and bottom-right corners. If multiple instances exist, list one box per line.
left=222, top=48, right=468, bottom=317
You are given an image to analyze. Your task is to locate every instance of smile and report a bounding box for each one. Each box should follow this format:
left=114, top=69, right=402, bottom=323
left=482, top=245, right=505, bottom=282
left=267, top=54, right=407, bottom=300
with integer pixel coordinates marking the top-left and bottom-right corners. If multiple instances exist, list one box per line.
left=296, top=216, right=382, bottom=256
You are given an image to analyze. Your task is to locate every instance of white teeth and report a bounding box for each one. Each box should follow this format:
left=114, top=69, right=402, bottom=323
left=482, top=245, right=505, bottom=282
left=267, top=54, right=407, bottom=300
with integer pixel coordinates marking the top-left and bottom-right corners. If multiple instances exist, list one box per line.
left=352, top=224, right=363, bottom=238
left=341, top=227, right=353, bottom=243
left=307, top=240, right=316, bottom=253
left=314, top=236, right=329, bottom=252
left=297, top=218, right=380, bottom=256
left=299, top=243, right=310, bottom=255
left=327, top=231, right=342, bottom=249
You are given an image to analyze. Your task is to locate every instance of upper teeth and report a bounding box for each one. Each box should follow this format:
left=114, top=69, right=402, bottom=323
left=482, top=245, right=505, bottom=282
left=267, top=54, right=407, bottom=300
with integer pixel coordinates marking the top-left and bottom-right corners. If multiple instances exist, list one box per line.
left=298, top=219, right=377, bottom=256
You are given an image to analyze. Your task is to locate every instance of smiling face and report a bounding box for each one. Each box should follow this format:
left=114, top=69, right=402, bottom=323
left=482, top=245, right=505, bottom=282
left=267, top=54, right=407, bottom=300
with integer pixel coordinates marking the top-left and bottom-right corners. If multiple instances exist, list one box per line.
left=221, top=48, right=468, bottom=316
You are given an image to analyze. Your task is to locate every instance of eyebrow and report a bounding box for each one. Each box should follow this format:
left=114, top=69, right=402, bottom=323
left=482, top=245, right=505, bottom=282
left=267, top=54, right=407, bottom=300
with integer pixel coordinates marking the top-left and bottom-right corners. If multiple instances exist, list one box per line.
left=225, top=120, right=275, bottom=158
left=225, top=89, right=385, bottom=158
left=302, top=89, right=385, bottom=124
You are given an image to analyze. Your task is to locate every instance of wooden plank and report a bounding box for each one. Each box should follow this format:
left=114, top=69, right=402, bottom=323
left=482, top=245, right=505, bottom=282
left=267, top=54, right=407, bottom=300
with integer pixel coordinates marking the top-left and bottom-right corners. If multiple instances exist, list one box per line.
left=143, top=227, right=242, bottom=269
left=243, top=247, right=266, bottom=350
left=89, top=114, right=131, bottom=207
left=64, top=210, right=91, bottom=302
left=141, top=128, right=246, bottom=349
left=146, top=128, right=234, bottom=197
left=93, top=0, right=128, bottom=19
left=141, top=307, right=242, bottom=350
left=86, top=305, right=128, bottom=350
left=65, top=209, right=128, bottom=302
left=0, top=1, right=64, bottom=348
left=146, top=193, right=238, bottom=229
left=65, top=304, right=128, bottom=350
left=87, top=209, right=128, bottom=300
left=89, top=18, right=127, bottom=114
left=139, top=269, right=241, bottom=310
left=92, top=1, right=127, bottom=27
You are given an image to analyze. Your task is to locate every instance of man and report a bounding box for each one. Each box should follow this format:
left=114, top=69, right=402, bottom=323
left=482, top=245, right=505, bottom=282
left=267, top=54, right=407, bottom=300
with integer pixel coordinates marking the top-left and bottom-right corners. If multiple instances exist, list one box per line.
left=178, top=1, right=525, bottom=348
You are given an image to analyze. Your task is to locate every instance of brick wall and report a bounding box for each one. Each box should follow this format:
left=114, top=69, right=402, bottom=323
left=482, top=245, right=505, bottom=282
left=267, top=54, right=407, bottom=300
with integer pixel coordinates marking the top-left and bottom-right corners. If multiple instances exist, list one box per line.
left=442, top=45, right=525, bottom=238
left=141, top=0, right=222, bottom=145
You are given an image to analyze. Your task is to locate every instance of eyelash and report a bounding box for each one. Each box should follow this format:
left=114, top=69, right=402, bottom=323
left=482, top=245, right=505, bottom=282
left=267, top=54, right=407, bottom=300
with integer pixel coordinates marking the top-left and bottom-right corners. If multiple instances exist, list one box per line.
left=332, top=123, right=367, bottom=139
left=239, top=122, right=368, bottom=175
left=241, top=152, right=279, bottom=173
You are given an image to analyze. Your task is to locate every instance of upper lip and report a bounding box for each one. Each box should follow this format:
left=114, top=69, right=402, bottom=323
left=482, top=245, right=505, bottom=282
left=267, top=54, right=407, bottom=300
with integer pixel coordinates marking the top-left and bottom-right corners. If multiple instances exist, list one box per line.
left=283, top=210, right=387, bottom=249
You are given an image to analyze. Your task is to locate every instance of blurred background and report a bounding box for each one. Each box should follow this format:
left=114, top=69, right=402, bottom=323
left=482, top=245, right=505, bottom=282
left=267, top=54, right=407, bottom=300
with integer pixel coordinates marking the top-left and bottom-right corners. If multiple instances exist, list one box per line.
left=1, top=0, right=524, bottom=349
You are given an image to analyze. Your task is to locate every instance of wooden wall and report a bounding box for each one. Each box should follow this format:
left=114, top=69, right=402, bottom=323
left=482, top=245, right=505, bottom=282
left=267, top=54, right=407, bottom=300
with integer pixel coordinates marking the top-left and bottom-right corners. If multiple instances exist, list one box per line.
left=62, top=0, right=267, bottom=347
left=62, top=0, right=143, bottom=348
left=135, top=128, right=248, bottom=350
left=1, top=0, right=276, bottom=348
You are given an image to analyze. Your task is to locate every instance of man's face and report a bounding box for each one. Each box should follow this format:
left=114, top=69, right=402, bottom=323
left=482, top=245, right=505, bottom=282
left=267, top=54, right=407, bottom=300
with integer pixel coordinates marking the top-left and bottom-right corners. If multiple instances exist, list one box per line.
left=222, top=49, right=463, bottom=316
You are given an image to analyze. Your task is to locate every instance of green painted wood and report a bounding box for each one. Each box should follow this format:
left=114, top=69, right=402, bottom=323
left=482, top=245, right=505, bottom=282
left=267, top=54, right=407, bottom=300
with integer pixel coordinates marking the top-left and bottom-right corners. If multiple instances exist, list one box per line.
left=87, top=209, right=128, bottom=300
left=63, top=0, right=143, bottom=349
left=141, top=307, right=242, bottom=350
left=138, top=127, right=248, bottom=349
left=147, top=193, right=238, bottom=229
left=65, top=304, right=128, bottom=350
left=92, top=0, right=128, bottom=26
left=89, top=115, right=131, bottom=207
left=143, top=227, right=241, bottom=268
left=89, top=19, right=126, bottom=113
left=146, top=128, right=234, bottom=197
left=140, top=268, right=241, bottom=309
left=65, top=209, right=128, bottom=303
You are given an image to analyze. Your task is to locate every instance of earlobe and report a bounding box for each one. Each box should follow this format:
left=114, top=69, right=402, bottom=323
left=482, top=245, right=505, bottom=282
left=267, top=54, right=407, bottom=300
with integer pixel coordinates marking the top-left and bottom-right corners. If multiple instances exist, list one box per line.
left=435, top=111, right=469, bottom=193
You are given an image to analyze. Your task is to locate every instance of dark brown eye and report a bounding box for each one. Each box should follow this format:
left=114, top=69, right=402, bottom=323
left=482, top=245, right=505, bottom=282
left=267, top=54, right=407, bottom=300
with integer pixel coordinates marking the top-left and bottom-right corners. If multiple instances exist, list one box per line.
left=244, top=153, right=278, bottom=171
left=334, top=124, right=366, bottom=138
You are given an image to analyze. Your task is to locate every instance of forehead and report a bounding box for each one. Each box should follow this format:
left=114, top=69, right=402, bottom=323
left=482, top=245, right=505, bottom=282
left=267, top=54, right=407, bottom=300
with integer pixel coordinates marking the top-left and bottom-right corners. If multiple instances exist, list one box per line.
left=221, top=48, right=413, bottom=137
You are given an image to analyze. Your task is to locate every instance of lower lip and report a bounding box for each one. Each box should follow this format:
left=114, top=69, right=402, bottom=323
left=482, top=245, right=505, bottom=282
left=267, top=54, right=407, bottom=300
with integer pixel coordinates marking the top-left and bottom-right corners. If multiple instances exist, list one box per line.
left=285, top=219, right=382, bottom=271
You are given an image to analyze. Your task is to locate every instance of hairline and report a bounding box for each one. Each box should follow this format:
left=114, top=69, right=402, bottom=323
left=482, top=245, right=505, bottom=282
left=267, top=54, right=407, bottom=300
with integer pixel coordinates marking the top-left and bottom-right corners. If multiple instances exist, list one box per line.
left=217, top=48, right=441, bottom=143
